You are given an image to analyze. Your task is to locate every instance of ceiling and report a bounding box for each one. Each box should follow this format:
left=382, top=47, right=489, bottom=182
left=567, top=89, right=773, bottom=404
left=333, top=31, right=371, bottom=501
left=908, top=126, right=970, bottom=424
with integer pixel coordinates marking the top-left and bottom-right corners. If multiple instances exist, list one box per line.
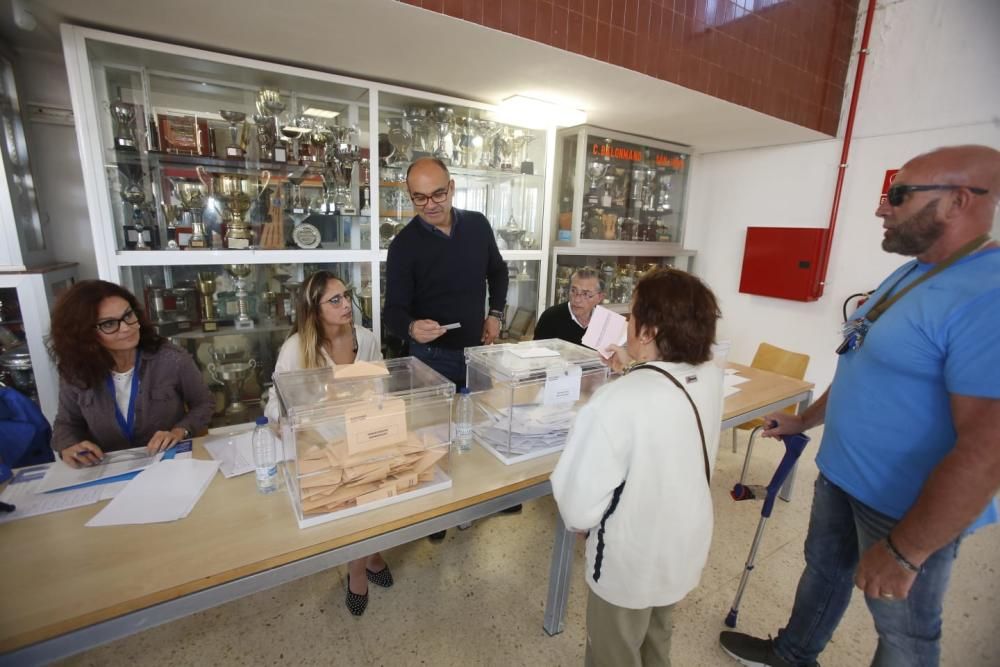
left=0, top=0, right=831, bottom=153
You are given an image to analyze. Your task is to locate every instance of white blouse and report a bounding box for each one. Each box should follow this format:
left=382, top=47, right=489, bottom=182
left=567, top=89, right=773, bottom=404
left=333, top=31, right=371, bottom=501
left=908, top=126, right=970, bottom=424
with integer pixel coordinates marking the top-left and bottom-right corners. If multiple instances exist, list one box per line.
left=264, top=326, right=381, bottom=422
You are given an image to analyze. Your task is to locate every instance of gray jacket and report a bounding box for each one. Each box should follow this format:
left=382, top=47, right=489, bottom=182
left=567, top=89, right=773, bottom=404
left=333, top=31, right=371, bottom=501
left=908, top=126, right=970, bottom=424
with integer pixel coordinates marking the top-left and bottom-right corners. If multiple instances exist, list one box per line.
left=51, top=343, right=215, bottom=452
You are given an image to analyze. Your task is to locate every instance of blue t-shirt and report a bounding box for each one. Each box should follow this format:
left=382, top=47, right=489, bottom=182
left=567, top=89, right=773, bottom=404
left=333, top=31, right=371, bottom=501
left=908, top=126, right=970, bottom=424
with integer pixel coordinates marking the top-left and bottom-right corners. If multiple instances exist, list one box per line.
left=817, top=247, right=1000, bottom=530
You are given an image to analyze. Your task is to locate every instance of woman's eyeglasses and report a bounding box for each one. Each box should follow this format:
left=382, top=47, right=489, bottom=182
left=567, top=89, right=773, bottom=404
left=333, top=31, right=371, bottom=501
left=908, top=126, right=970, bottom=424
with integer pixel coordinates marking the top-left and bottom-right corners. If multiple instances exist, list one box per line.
left=886, top=183, right=988, bottom=207
left=409, top=187, right=450, bottom=207
left=96, top=308, right=139, bottom=334
left=322, top=291, right=353, bottom=307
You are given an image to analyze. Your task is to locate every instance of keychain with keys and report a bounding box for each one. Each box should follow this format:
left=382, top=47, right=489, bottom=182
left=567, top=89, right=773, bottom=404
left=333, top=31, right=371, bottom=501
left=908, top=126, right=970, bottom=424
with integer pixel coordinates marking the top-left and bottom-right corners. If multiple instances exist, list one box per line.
left=836, top=318, right=870, bottom=355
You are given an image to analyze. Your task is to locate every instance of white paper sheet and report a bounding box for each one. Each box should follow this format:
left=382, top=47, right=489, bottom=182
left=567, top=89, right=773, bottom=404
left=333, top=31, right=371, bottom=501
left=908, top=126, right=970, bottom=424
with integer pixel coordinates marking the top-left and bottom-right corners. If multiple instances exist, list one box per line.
left=86, top=459, right=220, bottom=527
left=724, top=385, right=741, bottom=398
left=0, top=464, right=106, bottom=523
left=204, top=430, right=257, bottom=478
left=37, top=447, right=162, bottom=494
left=581, top=306, right=628, bottom=358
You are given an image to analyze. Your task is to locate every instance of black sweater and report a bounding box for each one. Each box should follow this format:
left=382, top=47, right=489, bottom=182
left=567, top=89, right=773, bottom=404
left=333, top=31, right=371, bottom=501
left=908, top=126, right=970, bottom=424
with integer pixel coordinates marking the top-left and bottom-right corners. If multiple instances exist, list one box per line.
left=383, top=208, right=508, bottom=349
left=533, top=302, right=586, bottom=345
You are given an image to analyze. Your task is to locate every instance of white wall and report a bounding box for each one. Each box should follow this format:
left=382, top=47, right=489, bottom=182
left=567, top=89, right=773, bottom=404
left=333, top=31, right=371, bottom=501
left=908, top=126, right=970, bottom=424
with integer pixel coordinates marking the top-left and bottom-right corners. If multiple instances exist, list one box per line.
left=15, top=48, right=97, bottom=279
left=686, top=0, right=1000, bottom=391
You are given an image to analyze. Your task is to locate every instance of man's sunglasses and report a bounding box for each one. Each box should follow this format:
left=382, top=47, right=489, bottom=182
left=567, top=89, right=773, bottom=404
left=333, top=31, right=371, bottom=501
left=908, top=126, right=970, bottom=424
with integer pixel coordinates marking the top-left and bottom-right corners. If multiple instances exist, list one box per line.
left=886, top=184, right=988, bottom=207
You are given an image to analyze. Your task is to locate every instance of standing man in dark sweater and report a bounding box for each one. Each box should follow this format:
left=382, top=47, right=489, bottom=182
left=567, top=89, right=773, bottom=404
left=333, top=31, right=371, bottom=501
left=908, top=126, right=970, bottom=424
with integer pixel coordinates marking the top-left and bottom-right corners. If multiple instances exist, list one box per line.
left=384, top=157, right=508, bottom=387
left=533, top=267, right=605, bottom=345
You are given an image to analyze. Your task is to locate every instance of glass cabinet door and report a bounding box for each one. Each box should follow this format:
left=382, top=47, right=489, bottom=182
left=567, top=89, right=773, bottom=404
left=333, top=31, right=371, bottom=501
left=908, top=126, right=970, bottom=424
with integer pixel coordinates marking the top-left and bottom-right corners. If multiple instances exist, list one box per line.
left=376, top=92, right=546, bottom=251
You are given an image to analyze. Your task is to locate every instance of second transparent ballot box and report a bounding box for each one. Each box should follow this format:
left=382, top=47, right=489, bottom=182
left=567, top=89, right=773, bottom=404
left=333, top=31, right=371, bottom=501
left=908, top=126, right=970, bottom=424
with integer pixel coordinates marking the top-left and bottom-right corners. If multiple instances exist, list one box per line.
left=272, top=357, right=455, bottom=528
left=464, top=339, right=609, bottom=465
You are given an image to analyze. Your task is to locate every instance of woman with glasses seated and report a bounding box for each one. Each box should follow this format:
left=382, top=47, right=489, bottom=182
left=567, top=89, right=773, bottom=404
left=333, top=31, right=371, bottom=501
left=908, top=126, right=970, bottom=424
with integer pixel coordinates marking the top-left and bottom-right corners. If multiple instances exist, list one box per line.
left=264, top=270, right=390, bottom=617
left=50, top=280, right=215, bottom=468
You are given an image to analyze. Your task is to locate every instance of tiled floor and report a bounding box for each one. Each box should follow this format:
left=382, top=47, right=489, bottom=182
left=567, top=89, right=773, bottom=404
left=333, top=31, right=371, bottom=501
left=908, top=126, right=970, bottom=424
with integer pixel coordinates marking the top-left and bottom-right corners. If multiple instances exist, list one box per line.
left=62, top=428, right=999, bottom=666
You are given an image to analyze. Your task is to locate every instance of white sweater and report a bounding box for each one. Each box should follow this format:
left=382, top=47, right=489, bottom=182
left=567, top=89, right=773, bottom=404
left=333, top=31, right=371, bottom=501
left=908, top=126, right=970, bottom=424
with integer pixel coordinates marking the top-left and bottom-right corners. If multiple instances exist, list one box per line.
left=264, top=327, right=381, bottom=422
left=551, top=360, right=724, bottom=609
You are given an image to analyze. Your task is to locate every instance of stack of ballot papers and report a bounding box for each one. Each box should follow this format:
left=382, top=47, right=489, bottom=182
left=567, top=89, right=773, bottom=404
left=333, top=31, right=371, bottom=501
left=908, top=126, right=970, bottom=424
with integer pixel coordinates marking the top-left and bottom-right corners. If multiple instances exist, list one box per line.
left=473, top=402, right=577, bottom=457
left=86, top=458, right=220, bottom=527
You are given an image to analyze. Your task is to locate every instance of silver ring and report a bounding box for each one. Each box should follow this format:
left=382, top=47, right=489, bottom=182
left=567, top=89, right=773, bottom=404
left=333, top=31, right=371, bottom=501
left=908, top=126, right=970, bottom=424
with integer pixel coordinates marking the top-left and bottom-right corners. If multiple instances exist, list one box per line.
left=880, top=593, right=895, bottom=600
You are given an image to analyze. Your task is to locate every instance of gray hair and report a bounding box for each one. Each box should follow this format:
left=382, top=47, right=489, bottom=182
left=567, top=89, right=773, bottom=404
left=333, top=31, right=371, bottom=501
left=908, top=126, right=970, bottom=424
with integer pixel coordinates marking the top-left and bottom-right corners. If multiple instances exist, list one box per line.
left=571, top=266, right=605, bottom=293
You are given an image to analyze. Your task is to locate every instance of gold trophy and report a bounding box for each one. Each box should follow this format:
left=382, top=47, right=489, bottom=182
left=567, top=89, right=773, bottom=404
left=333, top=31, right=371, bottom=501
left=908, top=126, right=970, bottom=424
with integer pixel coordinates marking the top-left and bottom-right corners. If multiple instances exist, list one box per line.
left=214, top=170, right=271, bottom=249
left=196, top=272, right=218, bottom=332
left=174, top=173, right=209, bottom=248
left=225, top=264, right=254, bottom=329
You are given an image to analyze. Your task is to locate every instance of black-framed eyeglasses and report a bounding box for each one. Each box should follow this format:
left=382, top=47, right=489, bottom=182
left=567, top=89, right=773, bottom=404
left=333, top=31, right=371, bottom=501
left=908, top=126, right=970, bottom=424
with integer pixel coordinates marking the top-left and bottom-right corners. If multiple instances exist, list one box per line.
left=409, top=186, right=450, bottom=207
left=886, top=184, right=988, bottom=207
left=96, top=308, right=139, bottom=334
left=570, top=287, right=599, bottom=299
left=322, top=291, right=353, bottom=307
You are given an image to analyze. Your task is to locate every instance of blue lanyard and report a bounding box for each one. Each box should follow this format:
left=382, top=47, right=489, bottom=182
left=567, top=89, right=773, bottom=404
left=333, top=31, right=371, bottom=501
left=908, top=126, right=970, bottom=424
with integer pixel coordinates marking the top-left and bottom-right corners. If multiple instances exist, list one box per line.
left=106, top=350, right=141, bottom=442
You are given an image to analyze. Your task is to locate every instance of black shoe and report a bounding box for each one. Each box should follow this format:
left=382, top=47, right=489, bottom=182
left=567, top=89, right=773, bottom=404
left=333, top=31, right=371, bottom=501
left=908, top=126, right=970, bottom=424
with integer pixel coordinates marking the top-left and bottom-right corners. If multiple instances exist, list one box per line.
left=345, top=574, right=368, bottom=616
left=366, top=565, right=394, bottom=588
left=500, top=503, right=522, bottom=514
left=718, top=632, right=819, bottom=667
left=428, top=530, right=447, bottom=542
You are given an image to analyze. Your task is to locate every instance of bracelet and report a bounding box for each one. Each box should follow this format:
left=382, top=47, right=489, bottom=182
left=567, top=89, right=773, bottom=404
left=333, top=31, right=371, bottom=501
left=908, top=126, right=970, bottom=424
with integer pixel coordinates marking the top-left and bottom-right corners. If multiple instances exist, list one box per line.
left=884, top=535, right=921, bottom=573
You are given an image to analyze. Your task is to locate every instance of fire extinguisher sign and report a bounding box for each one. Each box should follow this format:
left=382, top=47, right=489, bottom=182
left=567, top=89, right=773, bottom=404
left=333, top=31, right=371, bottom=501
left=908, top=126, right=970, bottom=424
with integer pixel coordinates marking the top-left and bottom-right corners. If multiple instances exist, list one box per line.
left=880, top=169, right=900, bottom=206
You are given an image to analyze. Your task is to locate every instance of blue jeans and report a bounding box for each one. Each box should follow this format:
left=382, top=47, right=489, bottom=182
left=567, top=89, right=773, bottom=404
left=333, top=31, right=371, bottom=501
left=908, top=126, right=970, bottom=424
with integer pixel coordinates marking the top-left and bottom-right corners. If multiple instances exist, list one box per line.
left=774, top=474, right=960, bottom=667
left=410, top=341, right=467, bottom=389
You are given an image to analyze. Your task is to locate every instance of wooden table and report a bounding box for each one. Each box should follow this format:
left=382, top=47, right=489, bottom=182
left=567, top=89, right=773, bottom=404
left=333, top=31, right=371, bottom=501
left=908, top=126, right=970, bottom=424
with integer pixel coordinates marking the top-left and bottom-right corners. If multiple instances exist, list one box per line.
left=0, top=363, right=812, bottom=663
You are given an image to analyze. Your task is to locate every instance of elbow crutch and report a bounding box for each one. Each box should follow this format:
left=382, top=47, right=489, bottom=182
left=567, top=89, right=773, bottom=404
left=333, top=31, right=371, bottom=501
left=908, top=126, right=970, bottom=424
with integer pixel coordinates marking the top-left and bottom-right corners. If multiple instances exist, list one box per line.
left=724, top=431, right=811, bottom=628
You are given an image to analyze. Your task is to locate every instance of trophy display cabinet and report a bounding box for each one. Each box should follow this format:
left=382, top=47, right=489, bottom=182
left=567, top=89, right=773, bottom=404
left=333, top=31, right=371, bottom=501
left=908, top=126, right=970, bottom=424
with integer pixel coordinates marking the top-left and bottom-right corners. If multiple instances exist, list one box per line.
left=62, top=26, right=554, bottom=428
left=549, top=126, right=695, bottom=313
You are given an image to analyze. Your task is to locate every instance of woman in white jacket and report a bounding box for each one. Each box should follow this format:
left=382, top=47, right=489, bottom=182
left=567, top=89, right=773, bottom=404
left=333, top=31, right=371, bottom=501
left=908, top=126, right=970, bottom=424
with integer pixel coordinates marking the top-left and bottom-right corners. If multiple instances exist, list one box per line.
left=265, top=270, right=390, bottom=617
left=551, top=268, right=724, bottom=667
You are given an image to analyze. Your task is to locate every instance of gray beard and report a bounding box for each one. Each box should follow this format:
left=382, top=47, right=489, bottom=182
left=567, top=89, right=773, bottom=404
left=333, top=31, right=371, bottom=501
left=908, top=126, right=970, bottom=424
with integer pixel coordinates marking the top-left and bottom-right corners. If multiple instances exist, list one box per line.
left=882, top=200, right=945, bottom=256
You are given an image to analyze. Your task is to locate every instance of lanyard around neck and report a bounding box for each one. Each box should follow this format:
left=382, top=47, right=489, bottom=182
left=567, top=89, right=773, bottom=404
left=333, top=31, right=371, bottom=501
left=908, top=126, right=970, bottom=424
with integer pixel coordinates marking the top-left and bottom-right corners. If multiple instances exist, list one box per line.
left=866, top=234, right=991, bottom=324
left=106, top=349, right=141, bottom=441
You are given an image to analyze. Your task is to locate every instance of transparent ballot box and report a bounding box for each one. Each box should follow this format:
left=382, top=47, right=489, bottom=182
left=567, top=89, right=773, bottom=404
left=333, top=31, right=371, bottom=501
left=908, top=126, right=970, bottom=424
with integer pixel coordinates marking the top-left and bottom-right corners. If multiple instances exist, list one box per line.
left=272, top=357, right=455, bottom=528
left=464, top=339, right=609, bottom=465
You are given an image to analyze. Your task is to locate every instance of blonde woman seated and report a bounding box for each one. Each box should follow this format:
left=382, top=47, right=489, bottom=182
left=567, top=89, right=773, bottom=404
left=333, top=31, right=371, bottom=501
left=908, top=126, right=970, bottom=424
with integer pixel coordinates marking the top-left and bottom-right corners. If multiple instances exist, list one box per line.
left=551, top=268, right=725, bottom=667
left=265, top=270, right=389, bottom=616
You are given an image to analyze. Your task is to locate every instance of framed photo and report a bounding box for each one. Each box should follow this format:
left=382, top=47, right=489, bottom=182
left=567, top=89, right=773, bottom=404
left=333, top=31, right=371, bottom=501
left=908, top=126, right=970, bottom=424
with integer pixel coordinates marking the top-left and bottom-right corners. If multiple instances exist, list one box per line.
left=508, top=307, right=535, bottom=340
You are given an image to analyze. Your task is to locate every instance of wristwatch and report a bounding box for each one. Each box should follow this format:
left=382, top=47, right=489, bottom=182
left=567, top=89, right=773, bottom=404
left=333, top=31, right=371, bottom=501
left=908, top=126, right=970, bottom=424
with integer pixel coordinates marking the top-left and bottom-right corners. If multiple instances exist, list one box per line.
left=488, top=308, right=505, bottom=324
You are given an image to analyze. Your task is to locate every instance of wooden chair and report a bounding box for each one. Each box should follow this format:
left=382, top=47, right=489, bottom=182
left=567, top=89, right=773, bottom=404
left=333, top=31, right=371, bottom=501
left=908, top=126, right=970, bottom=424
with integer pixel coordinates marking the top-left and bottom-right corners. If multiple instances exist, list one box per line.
left=731, top=343, right=810, bottom=455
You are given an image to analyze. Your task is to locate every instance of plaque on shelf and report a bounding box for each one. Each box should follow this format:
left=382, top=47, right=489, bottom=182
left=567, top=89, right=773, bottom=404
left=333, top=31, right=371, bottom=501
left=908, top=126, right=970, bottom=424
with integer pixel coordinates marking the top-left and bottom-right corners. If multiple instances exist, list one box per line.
left=292, top=222, right=322, bottom=249
left=158, top=114, right=200, bottom=155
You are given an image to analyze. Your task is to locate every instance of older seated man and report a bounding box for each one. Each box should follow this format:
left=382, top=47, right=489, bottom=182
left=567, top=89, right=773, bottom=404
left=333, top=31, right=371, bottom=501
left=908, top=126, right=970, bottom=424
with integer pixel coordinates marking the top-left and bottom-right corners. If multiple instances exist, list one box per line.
left=533, top=267, right=605, bottom=345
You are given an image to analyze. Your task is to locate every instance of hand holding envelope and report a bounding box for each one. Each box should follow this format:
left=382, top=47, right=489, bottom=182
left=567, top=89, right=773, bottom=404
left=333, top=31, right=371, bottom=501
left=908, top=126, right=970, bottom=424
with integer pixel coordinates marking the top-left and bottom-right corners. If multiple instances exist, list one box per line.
left=581, top=306, right=628, bottom=359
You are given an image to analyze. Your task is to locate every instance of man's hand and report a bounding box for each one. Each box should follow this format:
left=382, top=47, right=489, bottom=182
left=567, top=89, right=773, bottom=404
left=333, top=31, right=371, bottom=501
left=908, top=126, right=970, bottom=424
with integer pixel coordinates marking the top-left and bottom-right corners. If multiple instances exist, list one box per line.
left=146, top=427, right=186, bottom=455
left=410, top=319, right=446, bottom=344
left=481, top=316, right=501, bottom=344
left=61, top=441, right=104, bottom=468
left=854, top=539, right=919, bottom=601
left=761, top=412, right=805, bottom=438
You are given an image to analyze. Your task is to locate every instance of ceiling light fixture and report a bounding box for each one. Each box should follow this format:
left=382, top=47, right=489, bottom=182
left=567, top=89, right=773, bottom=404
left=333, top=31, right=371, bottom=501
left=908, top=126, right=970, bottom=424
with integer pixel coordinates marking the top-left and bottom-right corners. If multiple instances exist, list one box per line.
left=495, top=95, right=587, bottom=129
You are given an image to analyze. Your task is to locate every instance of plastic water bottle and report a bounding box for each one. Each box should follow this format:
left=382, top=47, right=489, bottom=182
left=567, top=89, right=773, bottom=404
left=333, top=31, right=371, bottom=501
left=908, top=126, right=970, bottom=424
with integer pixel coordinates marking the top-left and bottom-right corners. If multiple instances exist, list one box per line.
left=252, top=416, right=278, bottom=494
left=454, top=387, right=474, bottom=452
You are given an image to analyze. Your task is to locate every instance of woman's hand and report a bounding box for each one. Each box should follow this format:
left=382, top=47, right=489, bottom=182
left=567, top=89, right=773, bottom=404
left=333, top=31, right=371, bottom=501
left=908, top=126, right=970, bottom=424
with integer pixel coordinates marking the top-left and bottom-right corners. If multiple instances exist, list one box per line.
left=603, top=344, right=633, bottom=375
left=146, top=427, right=186, bottom=455
left=61, top=441, right=104, bottom=468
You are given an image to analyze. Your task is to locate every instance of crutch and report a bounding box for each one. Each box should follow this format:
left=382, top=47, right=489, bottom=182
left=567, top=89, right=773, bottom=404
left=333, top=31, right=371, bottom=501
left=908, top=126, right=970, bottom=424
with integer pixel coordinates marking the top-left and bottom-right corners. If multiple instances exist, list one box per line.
left=724, top=431, right=811, bottom=628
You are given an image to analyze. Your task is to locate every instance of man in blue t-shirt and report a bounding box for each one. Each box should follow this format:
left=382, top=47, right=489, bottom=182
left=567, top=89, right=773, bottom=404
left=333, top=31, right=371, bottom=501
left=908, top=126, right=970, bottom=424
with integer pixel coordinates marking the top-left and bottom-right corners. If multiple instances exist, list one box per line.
left=721, top=145, right=1000, bottom=667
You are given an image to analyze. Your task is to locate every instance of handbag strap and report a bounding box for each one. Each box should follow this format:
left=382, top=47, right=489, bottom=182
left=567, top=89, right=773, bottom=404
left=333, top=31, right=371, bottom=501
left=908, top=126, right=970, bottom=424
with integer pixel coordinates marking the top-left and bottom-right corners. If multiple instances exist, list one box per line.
left=632, top=364, right=711, bottom=486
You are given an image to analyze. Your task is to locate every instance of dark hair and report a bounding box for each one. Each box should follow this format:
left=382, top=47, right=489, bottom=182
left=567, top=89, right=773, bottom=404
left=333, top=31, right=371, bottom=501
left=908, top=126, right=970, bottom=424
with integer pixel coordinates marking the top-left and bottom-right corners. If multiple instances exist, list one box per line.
left=631, top=268, right=720, bottom=365
left=405, top=156, right=450, bottom=181
left=49, top=280, right=163, bottom=389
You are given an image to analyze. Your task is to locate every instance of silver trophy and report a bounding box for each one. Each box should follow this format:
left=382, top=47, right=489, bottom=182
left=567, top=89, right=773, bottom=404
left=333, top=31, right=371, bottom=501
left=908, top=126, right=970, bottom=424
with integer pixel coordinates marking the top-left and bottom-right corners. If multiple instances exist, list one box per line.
left=120, top=177, right=149, bottom=250
left=255, top=89, right=286, bottom=161
left=208, top=345, right=257, bottom=420
left=110, top=100, right=137, bottom=150
left=386, top=117, right=411, bottom=166
left=587, top=161, right=609, bottom=190
left=219, top=110, right=247, bottom=157
left=497, top=214, right=526, bottom=250
left=431, top=106, right=454, bottom=163
left=225, top=264, right=255, bottom=329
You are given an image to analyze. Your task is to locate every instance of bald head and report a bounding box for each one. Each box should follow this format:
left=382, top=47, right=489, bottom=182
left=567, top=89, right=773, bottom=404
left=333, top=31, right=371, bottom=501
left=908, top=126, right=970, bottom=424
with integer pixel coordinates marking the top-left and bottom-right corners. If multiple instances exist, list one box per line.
left=904, top=145, right=1000, bottom=214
